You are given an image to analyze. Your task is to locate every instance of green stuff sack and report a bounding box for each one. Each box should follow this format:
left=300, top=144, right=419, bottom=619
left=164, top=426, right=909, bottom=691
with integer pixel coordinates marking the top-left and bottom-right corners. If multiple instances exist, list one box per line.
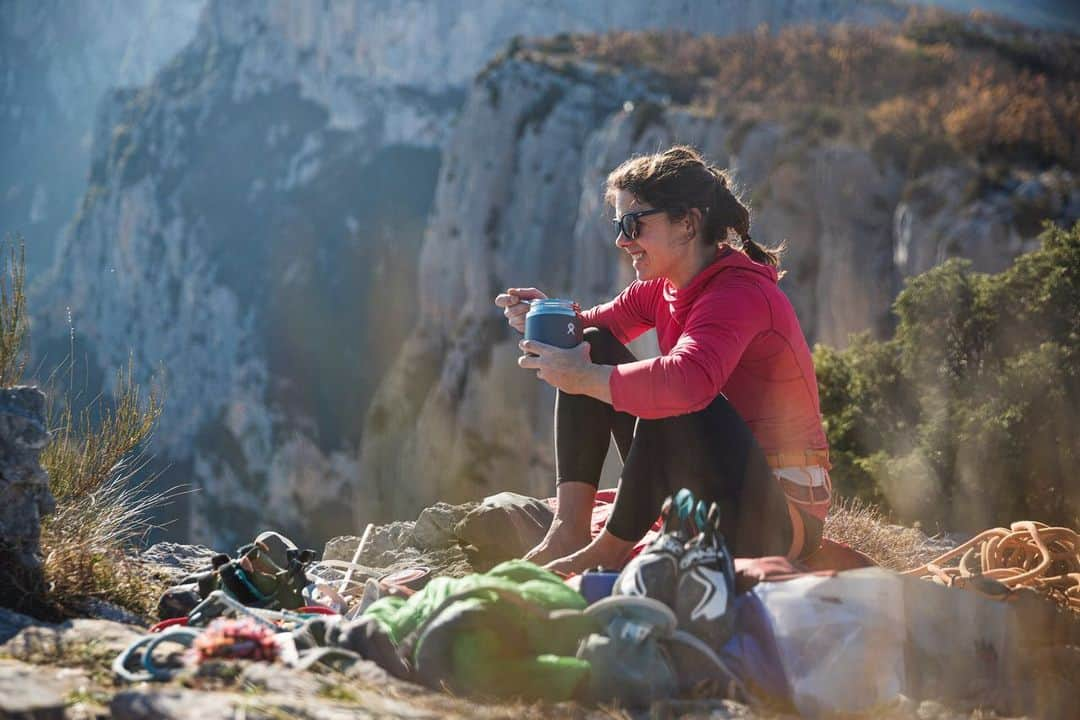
left=363, top=560, right=594, bottom=700
left=414, top=593, right=592, bottom=700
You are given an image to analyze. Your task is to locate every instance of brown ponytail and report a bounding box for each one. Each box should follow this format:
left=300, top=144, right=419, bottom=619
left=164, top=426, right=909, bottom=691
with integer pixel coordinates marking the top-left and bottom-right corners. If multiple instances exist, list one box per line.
left=710, top=164, right=786, bottom=269
left=606, top=146, right=784, bottom=273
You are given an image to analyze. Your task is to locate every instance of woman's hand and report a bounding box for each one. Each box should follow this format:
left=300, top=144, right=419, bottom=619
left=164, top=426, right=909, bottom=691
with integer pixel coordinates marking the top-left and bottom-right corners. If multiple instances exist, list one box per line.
left=518, top=339, right=613, bottom=403
left=494, top=287, right=546, bottom=334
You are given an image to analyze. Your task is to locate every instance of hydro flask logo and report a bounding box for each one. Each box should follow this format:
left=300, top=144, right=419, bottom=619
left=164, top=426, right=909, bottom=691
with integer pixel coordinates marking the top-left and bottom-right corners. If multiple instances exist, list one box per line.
left=567, top=322, right=575, bottom=335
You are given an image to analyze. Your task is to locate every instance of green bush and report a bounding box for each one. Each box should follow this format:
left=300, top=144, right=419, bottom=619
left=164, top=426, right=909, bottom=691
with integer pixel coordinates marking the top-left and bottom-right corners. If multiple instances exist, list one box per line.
left=815, top=221, right=1080, bottom=532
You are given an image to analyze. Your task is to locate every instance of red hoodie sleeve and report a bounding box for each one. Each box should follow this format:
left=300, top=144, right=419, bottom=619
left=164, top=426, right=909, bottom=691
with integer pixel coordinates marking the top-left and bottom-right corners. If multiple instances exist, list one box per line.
left=608, top=280, right=771, bottom=418
left=579, top=280, right=660, bottom=345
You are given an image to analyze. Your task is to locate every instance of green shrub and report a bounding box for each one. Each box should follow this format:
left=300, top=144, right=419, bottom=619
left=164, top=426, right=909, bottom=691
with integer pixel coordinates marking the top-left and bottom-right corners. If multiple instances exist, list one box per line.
left=816, top=222, right=1080, bottom=532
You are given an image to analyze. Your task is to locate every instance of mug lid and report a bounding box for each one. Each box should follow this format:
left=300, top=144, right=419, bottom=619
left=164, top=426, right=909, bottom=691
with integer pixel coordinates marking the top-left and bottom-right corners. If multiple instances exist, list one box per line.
left=526, top=298, right=580, bottom=315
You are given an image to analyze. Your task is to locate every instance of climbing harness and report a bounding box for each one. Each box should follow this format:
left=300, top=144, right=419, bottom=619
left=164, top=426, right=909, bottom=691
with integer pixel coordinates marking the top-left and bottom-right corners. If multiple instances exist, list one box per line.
left=902, top=521, right=1080, bottom=609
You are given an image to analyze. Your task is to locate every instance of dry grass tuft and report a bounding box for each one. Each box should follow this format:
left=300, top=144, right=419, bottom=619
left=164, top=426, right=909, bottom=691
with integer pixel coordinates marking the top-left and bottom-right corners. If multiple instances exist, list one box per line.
left=824, top=496, right=944, bottom=571
left=0, top=237, right=172, bottom=618
left=42, top=358, right=162, bottom=502
left=39, top=360, right=174, bottom=616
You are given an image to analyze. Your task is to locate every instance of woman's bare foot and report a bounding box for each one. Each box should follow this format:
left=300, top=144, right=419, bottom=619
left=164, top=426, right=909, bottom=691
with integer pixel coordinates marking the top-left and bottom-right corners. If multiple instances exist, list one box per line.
left=524, top=520, right=591, bottom=566
left=524, top=481, right=597, bottom=565
left=543, top=530, right=635, bottom=576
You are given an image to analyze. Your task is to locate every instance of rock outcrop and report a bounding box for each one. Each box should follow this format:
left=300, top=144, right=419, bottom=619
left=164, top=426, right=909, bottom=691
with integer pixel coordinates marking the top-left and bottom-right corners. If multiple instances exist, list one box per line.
left=32, top=0, right=913, bottom=547
left=894, top=166, right=1078, bottom=277
left=0, top=387, right=54, bottom=611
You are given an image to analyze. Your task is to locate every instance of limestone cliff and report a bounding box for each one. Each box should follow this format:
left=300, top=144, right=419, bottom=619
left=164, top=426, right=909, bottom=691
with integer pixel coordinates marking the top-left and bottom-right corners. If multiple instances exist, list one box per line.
left=360, top=33, right=1079, bottom=524
left=34, top=0, right=917, bottom=546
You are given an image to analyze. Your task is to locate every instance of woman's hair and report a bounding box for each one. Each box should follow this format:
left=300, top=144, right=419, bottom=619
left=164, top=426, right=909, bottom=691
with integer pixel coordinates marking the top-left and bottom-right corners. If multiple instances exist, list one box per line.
left=604, top=145, right=784, bottom=269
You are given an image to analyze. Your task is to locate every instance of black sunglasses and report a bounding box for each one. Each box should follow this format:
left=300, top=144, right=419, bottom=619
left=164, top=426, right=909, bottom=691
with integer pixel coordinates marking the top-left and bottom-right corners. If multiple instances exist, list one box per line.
left=612, top=208, right=667, bottom=240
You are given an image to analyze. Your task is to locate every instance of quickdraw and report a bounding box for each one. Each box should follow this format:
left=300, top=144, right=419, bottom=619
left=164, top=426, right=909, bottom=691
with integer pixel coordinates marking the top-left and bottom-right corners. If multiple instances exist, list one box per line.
left=902, top=521, right=1080, bottom=610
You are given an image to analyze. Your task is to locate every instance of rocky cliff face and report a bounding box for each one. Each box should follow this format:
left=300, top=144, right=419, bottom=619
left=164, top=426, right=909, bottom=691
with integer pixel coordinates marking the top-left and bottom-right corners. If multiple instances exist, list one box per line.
left=0, top=0, right=204, bottom=277
left=36, top=4, right=454, bottom=545
left=361, top=47, right=1079, bottom=526
left=35, top=0, right=919, bottom=547
left=361, top=58, right=659, bottom=521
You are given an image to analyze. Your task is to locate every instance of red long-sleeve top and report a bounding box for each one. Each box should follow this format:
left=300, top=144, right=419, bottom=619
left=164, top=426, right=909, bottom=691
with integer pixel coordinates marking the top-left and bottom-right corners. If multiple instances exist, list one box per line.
left=580, top=245, right=828, bottom=454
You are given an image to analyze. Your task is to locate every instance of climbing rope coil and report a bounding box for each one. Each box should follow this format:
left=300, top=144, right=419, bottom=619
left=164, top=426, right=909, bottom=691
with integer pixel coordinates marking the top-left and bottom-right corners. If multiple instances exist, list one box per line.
left=902, top=521, right=1080, bottom=610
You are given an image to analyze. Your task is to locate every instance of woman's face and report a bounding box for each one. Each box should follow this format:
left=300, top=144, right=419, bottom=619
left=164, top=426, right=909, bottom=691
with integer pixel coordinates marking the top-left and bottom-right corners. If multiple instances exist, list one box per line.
left=612, top=189, right=691, bottom=284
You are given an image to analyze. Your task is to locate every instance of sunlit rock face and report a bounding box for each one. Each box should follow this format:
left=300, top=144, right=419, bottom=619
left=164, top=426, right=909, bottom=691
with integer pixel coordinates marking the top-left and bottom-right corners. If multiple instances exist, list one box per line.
left=364, top=66, right=1078, bottom=530
left=893, top=166, right=1078, bottom=279
left=0, top=0, right=204, bottom=277
left=361, top=58, right=658, bottom=522
left=0, top=0, right=903, bottom=280
left=30, top=0, right=930, bottom=547
left=36, top=7, right=449, bottom=547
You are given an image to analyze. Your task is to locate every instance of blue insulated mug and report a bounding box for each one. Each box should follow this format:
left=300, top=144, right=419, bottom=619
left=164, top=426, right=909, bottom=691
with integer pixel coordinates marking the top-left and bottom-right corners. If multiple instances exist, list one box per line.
left=524, top=299, right=583, bottom=350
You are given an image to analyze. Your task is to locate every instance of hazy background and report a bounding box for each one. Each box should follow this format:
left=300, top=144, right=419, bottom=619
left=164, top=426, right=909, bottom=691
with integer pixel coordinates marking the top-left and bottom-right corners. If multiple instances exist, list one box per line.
left=2, top=0, right=1077, bottom=548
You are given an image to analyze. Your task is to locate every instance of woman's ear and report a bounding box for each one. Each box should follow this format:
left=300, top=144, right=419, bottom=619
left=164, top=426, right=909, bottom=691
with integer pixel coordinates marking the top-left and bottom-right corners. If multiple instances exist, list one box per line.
left=686, top=207, right=703, bottom=239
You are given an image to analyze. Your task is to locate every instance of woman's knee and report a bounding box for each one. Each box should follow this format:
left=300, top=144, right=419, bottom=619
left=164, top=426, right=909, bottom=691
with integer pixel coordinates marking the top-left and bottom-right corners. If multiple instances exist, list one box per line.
left=583, top=326, right=634, bottom=364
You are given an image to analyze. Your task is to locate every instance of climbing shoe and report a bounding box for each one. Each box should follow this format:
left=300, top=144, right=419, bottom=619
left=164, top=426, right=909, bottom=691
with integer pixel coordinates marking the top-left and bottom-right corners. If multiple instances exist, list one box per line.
left=674, top=501, right=737, bottom=649
left=613, top=492, right=693, bottom=609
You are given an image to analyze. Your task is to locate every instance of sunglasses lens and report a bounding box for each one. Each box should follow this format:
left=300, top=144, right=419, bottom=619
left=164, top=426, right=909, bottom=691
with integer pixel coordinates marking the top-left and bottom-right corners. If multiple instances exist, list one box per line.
left=623, top=215, right=637, bottom=239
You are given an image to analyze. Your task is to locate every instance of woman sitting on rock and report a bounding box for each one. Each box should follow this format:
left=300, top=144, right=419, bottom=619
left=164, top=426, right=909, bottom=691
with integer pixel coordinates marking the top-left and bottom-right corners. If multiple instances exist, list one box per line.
left=493, top=145, right=831, bottom=575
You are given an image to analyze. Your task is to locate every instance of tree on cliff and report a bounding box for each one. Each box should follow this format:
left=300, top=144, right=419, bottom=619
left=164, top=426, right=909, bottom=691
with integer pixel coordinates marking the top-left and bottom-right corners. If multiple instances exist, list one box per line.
left=816, top=221, right=1080, bottom=532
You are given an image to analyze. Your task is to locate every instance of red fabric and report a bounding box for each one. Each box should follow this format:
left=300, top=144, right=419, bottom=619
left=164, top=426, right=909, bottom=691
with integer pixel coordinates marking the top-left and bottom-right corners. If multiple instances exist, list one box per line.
left=800, top=538, right=877, bottom=572
left=733, top=556, right=803, bottom=593
left=580, top=245, right=827, bottom=455
left=733, top=555, right=800, bottom=579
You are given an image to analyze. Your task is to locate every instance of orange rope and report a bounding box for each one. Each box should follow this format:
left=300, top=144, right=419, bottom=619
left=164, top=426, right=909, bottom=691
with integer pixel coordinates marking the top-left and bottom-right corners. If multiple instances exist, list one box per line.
left=902, top=521, right=1080, bottom=610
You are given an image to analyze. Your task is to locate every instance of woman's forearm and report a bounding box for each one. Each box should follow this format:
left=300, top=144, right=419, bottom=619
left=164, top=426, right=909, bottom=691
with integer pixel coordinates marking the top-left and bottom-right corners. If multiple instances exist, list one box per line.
left=581, top=364, right=614, bottom=405
left=517, top=339, right=615, bottom=403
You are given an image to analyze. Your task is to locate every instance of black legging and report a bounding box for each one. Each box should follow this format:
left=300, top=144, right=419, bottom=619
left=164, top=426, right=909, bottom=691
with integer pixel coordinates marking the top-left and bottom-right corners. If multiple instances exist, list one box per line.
left=555, top=327, right=793, bottom=557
